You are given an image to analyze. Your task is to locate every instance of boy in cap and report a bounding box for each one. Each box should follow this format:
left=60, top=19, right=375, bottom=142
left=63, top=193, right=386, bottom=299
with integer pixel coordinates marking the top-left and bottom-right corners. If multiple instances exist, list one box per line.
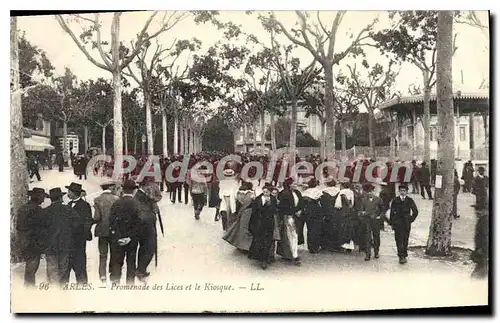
left=16, top=188, right=47, bottom=287
left=388, top=184, right=419, bottom=264
left=358, top=183, right=384, bottom=261
left=93, top=181, right=120, bottom=284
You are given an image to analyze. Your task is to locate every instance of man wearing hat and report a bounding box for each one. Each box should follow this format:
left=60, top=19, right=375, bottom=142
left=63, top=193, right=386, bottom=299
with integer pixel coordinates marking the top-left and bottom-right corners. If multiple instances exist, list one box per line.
left=43, top=188, right=82, bottom=285
left=388, top=184, right=419, bottom=264
left=358, top=183, right=385, bottom=261
left=93, top=181, right=120, bottom=284
left=135, top=179, right=162, bottom=281
left=65, top=182, right=93, bottom=284
left=16, top=188, right=47, bottom=287
left=472, top=166, right=489, bottom=211
left=109, top=179, right=143, bottom=284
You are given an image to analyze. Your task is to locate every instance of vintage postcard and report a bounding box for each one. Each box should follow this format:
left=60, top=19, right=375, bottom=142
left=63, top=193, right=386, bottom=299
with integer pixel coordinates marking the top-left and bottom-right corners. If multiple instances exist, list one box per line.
left=10, top=10, right=489, bottom=313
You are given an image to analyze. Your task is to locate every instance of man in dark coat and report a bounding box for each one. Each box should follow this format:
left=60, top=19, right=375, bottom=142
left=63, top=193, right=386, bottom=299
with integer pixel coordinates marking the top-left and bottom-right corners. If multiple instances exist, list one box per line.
left=389, top=184, right=419, bottom=264
left=16, top=188, right=47, bottom=287
left=64, top=182, right=93, bottom=284
left=93, top=182, right=120, bottom=283
left=461, top=161, right=474, bottom=193
left=358, top=183, right=384, bottom=261
left=27, top=155, right=42, bottom=182
left=135, top=180, right=162, bottom=281
left=248, top=184, right=278, bottom=270
left=418, top=162, right=433, bottom=200
left=472, top=166, right=489, bottom=211
left=42, top=188, right=82, bottom=285
left=109, top=180, right=143, bottom=284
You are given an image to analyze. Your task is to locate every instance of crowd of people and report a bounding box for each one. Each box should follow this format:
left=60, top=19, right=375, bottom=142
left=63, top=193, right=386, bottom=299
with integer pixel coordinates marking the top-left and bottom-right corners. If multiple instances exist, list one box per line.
left=15, top=150, right=489, bottom=287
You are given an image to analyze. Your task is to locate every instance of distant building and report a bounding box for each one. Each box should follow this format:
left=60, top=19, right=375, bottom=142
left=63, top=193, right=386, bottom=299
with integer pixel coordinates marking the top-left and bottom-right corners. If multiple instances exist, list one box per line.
left=234, top=105, right=323, bottom=152
left=23, top=115, right=54, bottom=153
left=58, top=134, right=79, bottom=157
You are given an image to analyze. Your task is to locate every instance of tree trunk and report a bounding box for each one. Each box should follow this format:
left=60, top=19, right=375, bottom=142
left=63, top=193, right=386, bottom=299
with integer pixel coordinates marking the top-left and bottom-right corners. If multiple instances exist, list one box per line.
left=423, top=70, right=431, bottom=166
left=260, top=111, right=266, bottom=150
left=340, top=120, right=347, bottom=161
left=367, top=112, right=375, bottom=159
left=63, top=121, right=68, bottom=159
left=111, top=16, right=123, bottom=178
left=190, top=127, right=195, bottom=154
left=252, top=121, right=257, bottom=151
left=11, top=17, right=29, bottom=261
left=324, top=66, right=336, bottom=160
left=173, top=114, right=179, bottom=155
left=133, top=131, right=137, bottom=155
left=145, top=92, right=153, bottom=156
left=319, top=120, right=325, bottom=160
left=289, top=98, right=298, bottom=166
left=180, top=124, right=185, bottom=155
left=102, top=125, right=106, bottom=155
left=162, top=109, right=168, bottom=157
left=425, top=11, right=455, bottom=257
left=270, top=111, right=277, bottom=152
left=83, top=125, right=89, bottom=153
left=124, top=128, right=128, bottom=154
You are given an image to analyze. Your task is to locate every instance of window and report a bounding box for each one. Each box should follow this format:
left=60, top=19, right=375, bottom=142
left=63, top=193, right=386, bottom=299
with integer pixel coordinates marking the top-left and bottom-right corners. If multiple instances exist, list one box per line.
left=460, top=126, right=466, bottom=141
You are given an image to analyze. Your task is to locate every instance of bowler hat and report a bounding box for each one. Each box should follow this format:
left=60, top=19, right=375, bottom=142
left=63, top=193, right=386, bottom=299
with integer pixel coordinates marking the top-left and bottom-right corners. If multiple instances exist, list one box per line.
left=100, top=182, right=117, bottom=190
left=65, top=182, right=84, bottom=194
left=48, top=187, right=66, bottom=199
left=28, top=187, right=48, bottom=198
left=122, top=179, right=138, bottom=190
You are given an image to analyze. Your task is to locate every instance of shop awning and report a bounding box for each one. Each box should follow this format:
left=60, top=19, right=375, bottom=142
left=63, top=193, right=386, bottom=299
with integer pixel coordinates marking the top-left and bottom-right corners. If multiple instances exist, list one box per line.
left=24, top=137, right=55, bottom=151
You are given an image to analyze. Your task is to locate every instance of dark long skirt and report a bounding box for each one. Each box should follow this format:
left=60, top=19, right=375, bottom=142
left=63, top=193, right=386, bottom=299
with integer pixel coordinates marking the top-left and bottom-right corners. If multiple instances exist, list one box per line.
left=248, top=232, right=274, bottom=262
left=306, top=214, right=323, bottom=253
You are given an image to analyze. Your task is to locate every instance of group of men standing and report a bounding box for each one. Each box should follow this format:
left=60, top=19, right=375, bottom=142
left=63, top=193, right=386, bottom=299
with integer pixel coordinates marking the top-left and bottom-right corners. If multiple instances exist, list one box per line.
left=16, top=178, right=163, bottom=288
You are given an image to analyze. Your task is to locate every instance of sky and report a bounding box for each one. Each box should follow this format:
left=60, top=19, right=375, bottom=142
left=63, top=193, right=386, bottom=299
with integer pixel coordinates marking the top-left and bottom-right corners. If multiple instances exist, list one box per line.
left=17, top=11, right=490, bottom=113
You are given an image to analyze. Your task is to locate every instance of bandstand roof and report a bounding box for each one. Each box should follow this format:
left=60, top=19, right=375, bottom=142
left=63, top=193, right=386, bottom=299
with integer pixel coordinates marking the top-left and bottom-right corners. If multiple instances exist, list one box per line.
left=378, top=91, right=489, bottom=115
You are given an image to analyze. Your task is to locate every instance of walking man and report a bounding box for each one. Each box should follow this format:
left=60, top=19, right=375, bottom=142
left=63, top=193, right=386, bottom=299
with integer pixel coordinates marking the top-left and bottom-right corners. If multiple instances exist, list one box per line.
left=358, top=183, right=384, bottom=261
left=135, top=180, right=162, bottom=281
left=472, top=166, right=489, bottom=211
left=418, top=162, right=433, bottom=200
left=109, top=180, right=143, bottom=284
left=388, top=184, right=419, bottom=264
left=93, top=182, right=120, bottom=284
left=16, top=188, right=47, bottom=287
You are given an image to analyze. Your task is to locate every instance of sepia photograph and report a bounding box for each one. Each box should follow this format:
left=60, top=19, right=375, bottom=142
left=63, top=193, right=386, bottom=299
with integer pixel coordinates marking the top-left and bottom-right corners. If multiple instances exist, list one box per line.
left=9, top=8, right=490, bottom=313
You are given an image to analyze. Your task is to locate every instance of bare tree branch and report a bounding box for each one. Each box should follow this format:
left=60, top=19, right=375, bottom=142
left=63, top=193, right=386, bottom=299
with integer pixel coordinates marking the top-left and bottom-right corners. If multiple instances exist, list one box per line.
left=55, top=15, right=111, bottom=71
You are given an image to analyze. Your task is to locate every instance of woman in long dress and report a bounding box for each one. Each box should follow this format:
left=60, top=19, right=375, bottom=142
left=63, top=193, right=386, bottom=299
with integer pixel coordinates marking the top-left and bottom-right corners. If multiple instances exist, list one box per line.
left=222, top=182, right=255, bottom=251
left=276, top=178, right=303, bottom=266
left=248, top=184, right=278, bottom=269
left=320, top=179, right=340, bottom=252
left=302, top=179, right=324, bottom=253
left=218, top=169, right=239, bottom=231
